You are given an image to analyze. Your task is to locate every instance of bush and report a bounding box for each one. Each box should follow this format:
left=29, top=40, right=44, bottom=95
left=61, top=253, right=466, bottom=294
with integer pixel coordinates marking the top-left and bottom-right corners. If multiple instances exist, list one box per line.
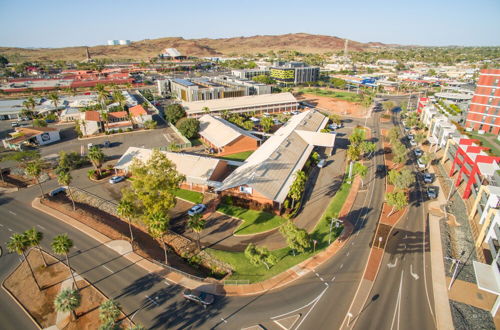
left=283, top=199, right=290, bottom=210
left=166, top=104, right=186, bottom=124
left=127, top=127, right=132, bottom=132
left=105, top=131, right=110, bottom=135
left=87, top=169, right=97, bottom=179
left=176, top=117, right=200, bottom=139
left=118, top=128, right=123, bottom=133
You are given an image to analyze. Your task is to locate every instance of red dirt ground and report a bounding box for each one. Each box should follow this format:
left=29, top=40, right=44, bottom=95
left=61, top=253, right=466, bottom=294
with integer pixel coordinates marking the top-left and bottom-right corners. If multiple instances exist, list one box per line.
left=296, top=93, right=367, bottom=118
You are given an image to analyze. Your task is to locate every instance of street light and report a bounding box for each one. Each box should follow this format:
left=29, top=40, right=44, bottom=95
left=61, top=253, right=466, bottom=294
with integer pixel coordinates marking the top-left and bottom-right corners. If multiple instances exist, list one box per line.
left=446, top=250, right=466, bottom=291
left=347, top=312, right=353, bottom=326
left=329, top=217, right=342, bottom=245
left=378, top=236, right=383, bottom=248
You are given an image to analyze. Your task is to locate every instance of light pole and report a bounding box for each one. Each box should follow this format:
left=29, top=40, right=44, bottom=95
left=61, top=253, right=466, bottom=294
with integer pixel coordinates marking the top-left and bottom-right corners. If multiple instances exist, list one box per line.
left=378, top=236, right=383, bottom=248
left=447, top=250, right=466, bottom=291
left=328, top=217, right=342, bottom=245
left=347, top=312, right=353, bottom=326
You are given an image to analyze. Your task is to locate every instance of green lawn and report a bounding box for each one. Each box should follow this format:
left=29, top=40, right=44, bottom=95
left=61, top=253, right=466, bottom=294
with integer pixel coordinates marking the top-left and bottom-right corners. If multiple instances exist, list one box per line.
left=299, top=88, right=363, bottom=103
left=173, top=189, right=203, bottom=204
left=208, top=179, right=351, bottom=283
left=190, top=138, right=203, bottom=147
left=219, top=151, right=254, bottom=162
left=466, top=132, right=500, bottom=156
left=217, top=204, right=287, bottom=235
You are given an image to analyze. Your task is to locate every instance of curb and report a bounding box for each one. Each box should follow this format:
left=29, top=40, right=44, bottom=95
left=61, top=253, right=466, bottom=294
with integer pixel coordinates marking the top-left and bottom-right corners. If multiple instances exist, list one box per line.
left=78, top=127, right=158, bottom=141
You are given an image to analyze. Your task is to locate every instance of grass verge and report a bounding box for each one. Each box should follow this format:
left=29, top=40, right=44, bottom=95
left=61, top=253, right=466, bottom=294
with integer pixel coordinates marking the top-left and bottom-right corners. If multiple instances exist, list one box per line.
left=299, top=88, right=363, bottom=103
left=173, top=189, right=203, bottom=204
left=217, top=204, right=287, bottom=235
left=219, top=151, right=254, bottom=161
left=208, top=179, right=351, bottom=283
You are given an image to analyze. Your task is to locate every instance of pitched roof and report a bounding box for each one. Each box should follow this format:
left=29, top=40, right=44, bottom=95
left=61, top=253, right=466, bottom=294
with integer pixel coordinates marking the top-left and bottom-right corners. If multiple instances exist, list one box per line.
left=114, top=147, right=225, bottom=186
left=108, top=111, right=128, bottom=119
left=84, top=111, right=101, bottom=121
left=198, top=115, right=260, bottom=148
left=6, top=126, right=59, bottom=144
left=216, top=110, right=333, bottom=203
left=128, top=105, right=148, bottom=117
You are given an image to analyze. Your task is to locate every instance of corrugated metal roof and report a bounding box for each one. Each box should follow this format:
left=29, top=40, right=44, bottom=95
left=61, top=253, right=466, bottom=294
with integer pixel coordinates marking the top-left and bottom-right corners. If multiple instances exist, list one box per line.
left=198, top=115, right=260, bottom=148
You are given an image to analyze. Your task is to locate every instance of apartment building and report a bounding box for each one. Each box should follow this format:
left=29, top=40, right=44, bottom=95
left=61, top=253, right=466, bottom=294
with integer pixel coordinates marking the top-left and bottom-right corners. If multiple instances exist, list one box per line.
left=231, top=69, right=269, bottom=79
left=270, top=62, right=320, bottom=85
left=465, top=69, right=500, bottom=135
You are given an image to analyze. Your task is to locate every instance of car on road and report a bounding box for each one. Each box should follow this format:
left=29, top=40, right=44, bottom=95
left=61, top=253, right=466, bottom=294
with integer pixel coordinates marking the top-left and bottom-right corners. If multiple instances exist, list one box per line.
left=317, top=159, right=326, bottom=168
left=427, top=186, right=438, bottom=199
left=49, top=186, right=67, bottom=197
left=183, top=289, right=215, bottom=307
left=109, top=176, right=125, bottom=184
left=103, top=140, right=111, bottom=148
left=188, top=204, right=207, bottom=216
left=423, top=172, right=433, bottom=183
left=413, top=148, right=423, bottom=157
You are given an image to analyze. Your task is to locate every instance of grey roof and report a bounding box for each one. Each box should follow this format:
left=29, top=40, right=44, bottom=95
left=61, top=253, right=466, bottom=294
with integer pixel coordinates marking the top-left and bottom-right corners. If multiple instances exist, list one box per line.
left=216, top=110, right=332, bottom=203
left=198, top=115, right=260, bottom=148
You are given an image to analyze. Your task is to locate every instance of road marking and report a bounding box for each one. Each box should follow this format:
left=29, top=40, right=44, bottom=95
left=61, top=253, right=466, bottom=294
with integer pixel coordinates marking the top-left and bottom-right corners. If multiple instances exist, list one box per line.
left=274, top=314, right=300, bottom=330
left=410, top=264, right=419, bottom=280
left=346, top=251, right=350, bottom=256
left=7, top=228, right=13, bottom=232
left=8, top=211, right=16, bottom=216
left=331, top=276, right=336, bottom=282
left=387, top=258, right=398, bottom=268
left=163, top=280, right=170, bottom=286
left=220, top=318, right=227, bottom=324
left=390, top=271, right=404, bottom=330
left=37, top=224, right=46, bottom=230
left=0, top=223, right=4, bottom=227
left=339, top=264, right=343, bottom=269
left=271, top=287, right=328, bottom=320
left=102, top=265, right=113, bottom=273
left=145, top=295, right=159, bottom=306
left=295, top=287, right=328, bottom=329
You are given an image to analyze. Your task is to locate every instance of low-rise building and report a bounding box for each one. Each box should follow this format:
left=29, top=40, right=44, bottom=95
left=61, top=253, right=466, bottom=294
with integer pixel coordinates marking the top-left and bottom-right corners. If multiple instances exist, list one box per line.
left=231, top=69, right=270, bottom=79
left=2, top=127, right=60, bottom=150
left=198, top=115, right=261, bottom=156
left=129, top=105, right=153, bottom=128
left=80, top=111, right=102, bottom=136
left=106, top=111, right=133, bottom=132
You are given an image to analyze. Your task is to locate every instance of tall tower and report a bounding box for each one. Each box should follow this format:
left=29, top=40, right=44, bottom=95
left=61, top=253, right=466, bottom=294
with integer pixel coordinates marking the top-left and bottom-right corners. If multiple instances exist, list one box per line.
left=344, top=39, right=349, bottom=58
left=86, top=47, right=91, bottom=61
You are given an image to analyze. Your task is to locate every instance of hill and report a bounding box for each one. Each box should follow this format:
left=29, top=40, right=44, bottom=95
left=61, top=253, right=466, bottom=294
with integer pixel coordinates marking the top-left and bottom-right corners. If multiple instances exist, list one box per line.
left=0, top=33, right=392, bottom=62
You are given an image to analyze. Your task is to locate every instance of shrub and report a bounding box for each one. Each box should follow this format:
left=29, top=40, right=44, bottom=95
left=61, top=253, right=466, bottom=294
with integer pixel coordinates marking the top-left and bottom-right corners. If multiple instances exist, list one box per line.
left=87, top=169, right=97, bottom=179
left=166, top=104, right=186, bottom=124
left=127, top=127, right=132, bottom=132
left=118, top=128, right=123, bottom=133
left=176, top=117, right=200, bottom=139
left=105, top=131, right=110, bottom=135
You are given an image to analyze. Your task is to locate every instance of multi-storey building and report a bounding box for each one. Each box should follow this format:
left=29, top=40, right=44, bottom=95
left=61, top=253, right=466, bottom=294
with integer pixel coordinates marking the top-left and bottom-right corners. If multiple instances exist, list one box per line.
left=270, top=62, right=320, bottom=85
left=231, top=69, right=269, bottom=79
left=465, top=69, right=500, bottom=135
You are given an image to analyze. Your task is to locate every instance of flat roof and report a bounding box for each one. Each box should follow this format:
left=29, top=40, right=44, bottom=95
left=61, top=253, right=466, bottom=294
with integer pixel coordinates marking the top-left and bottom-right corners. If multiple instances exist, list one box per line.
left=182, top=92, right=297, bottom=114
left=172, top=78, right=196, bottom=87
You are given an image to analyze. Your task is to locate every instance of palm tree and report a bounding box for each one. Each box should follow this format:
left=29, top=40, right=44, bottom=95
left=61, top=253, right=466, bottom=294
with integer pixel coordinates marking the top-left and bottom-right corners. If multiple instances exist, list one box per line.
left=54, top=288, right=81, bottom=321
left=87, top=146, right=105, bottom=175
left=57, top=168, right=76, bottom=210
left=48, top=92, right=60, bottom=116
left=51, top=234, right=78, bottom=290
left=25, top=227, right=47, bottom=267
left=187, top=213, right=205, bottom=251
left=117, top=199, right=135, bottom=247
left=25, top=160, right=45, bottom=199
left=202, top=106, right=210, bottom=114
left=97, top=89, right=108, bottom=111
left=99, top=299, right=121, bottom=326
left=22, top=97, right=37, bottom=118
left=148, top=211, right=169, bottom=265
left=101, top=111, right=109, bottom=131
left=112, top=91, right=126, bottom=110
left=7, top=233, right=41, bottom=290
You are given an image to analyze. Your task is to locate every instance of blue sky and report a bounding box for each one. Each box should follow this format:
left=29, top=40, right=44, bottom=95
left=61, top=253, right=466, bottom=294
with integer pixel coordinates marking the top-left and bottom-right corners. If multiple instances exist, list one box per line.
left=0, top=0, right=499, bottom=48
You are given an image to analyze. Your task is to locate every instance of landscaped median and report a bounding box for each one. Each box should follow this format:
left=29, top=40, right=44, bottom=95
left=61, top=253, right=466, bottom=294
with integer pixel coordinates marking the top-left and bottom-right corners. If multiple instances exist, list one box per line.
left=208, top=176, right=356, bottom=284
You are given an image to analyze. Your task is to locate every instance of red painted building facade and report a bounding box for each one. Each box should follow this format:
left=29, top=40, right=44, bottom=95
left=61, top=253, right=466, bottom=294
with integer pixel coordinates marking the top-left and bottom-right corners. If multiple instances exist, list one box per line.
left=417, top=97, right=429, bottom=113
left=465, top=69, right=500, bottom=135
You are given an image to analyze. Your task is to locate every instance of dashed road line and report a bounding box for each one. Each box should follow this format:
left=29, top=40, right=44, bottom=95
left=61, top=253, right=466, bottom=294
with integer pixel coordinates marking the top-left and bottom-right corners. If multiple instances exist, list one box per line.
left=37, top=224, right=46, bottom=230
left=331, top=276, right=336, bottom=282
left=8, top=210, right=16, bottom=216
left=339, top=264, right=343, bottom=269
left=102, top=265, right=113, bottom=273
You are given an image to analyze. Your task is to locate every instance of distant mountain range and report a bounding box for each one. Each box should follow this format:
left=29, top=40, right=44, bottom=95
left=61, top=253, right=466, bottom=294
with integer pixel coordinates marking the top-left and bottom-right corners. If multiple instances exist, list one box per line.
left=0, top=33, right=401, bottom=62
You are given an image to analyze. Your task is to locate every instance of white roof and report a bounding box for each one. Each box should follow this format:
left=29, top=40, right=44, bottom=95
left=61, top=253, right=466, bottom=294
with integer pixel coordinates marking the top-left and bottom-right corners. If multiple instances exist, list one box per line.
left=182, top=93, right=297, bottom=115
left=165, top=48, right=182, bottom=57
left=198, top=115, right=260, bottom=148
left=473, top=261, right=500, bottom=295
left=478, top=161, right=500, bottom=177
left=115, top=147, right=224, bottom=186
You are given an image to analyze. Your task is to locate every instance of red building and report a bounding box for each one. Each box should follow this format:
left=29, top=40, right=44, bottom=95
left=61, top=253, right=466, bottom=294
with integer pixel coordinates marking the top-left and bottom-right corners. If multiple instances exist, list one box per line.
left=465, top=69, right=500, bottom=135
left=448, top=138, right=500, bottom=199
left=417, top=97, right=429, bottom=114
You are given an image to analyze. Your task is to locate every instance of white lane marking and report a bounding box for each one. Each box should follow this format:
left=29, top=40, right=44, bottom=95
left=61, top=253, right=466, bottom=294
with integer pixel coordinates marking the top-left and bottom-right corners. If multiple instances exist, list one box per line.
left=8, top=211, right=16, bottom=216
left=352, top=242, right=355, bottom=246
left=295, top=287, right=329, bottom=329
left=220, top=318, right=227, bottom=324
left=410, top=264, right=419, bottom=280
left=331, top=276, right=336, bottom=282
left=339, top=264, right=343, bottom=269
left=164, top=280, right=170, bottom=286
left=0, top=223, right=4, bottom=227
left=7, top=228, right=13, bottom=232
left=387, top=258, right=398, bottom=268
left=102, top=265, right=113, bottom=273
left=145, top=294, right=160, bottom=306
left=390, top=271, right=404, bottom=330
left=271, top=287, right=328, bottom=320
left=346, top=251, right=350, bottom=256
left=37, top=224, right=46, bottom=230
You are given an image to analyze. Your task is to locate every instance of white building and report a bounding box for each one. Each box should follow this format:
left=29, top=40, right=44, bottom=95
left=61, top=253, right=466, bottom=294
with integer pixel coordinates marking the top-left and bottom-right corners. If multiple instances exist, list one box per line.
left=2, top=127, right=60, bottom=150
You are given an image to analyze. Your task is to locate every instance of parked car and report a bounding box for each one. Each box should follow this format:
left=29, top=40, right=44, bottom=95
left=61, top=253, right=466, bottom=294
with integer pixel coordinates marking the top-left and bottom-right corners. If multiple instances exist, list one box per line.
left=188, top=204, right=207, bottom=217
left=49, top=186, right=67, bottom=197
left=263, top=112, right=271, bottom=117
left=409, top=139, right=417, bottom=146
left=413, top=148, right=423, bottom=157
left=317, top=159, right=326, bottom=168
left=109, top=176, right=125, bottom=184
left=291, top=111, right=300, bottom=115
left=427, top=186, right=438, bottom=199
left=417, top=158, right=426, bottom=169
left=11, top=122, right=20, bottom=127
left=103, top=140, right=111, bottom=148
left=183, top=289, right=215, bottom=306
left=273, top=119, right=282, bottom=125
left=376, top=164, right=387, bottom=174
left=423, top=172, right=433, bottom=183
left=404, top=127, right=410, bottom=133
left=87, top=143, right=94, bottom=150
left=407, top=134, right=414, bottom=140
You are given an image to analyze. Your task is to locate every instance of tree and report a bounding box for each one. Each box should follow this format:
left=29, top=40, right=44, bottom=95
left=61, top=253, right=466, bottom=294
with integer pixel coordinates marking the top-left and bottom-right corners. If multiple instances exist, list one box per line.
left=420, top=153, right=435, bottom=168
left=347, top=144, right=361, bottom=162
left=54, top=289, right=81, bottom=321
left=57, top=168, right=76, bottom=210
left=121, top=149, right=184, bottom=219
left=187, top=213, right=205, bottom=251
left=112, top=91, right=126, bottom=110
left=353, top=162, right=368, bottom=187
left=52, top=234, right=78, bottom=290
left=330, top=77, right=346, bottom=89
left=148, top=211, right=169, bottom=264
left=360, top=141, right=377, bottom=158
left=25, top=160, right=45, bottom=199
left=244, top=243, right=277, bottom=270
left=279, top=220, right=311, bottom=255
left=87, top=146, right=105, bottom=175
left=176, top=117, right=199, bottom=139
left=7, top=233, right=40, bottom=290
left=388, top=168, right=415, bottom=190
left=165, top=104, right=186, bottom=124
left=260, top=116, right=274, bottom=133
left=383, top=101, right=395, bottom=115
left=99, top=299, right=121, bottom=327
left=144, top=120, right=157, bottom=130
left=329, top=113, right=342, bottom=125
left=32, top=118, right=47, bottom=127
left=388, top=127, right=400, bottom=143
left=385, top=191, right=408, bottom=216
left=288, top=170, right=306, bottom=209
left=202, top=106, right=211, bottom=114
left=252, top=75, right=275, bottom=84
left=0, top=55, right=9, bottom=68
left=415, top=133, right=426, bottom=145
left=48, top=92, right=60, bottom=114
left=24, top=227, right=47, bottom=267
left=242, top=120, right=254, bottom=131
left=22, top=97, right=37, bottom=118
left=392, top=141, right=408, bottom=165
left=349, top=128, right=366, bottom=146
left=117, top=199, right=136, bottom=246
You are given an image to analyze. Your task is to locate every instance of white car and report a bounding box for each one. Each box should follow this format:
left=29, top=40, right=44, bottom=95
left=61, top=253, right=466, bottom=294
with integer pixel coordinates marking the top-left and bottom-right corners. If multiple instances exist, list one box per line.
left=188, top=204, right=207, bottom=216
left=317, top=159, right=326, bottom=168
left=291, top=111, right=300, bottom=115
left=409, top=139, right=417, bottom=146
left=417, top=158, right=426, bottom=169
left=263, top=112, right=271, bottom=117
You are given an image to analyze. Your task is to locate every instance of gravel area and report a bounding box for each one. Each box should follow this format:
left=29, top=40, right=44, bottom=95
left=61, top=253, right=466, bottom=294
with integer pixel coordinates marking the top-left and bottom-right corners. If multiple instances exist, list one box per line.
left=449, top=300, right=495, bottom=330
left=437, top=164, right=478, bottom=283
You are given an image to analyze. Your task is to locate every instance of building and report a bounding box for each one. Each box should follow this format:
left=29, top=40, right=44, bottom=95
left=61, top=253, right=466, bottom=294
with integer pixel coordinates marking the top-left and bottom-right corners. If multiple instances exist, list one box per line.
left=182, top=92, right=299, bottom=117
left=129, top=105, right=153, bottom=128
left=107, top=40, right=130, bottom=45
left=231, top=69, right=269, bottom=80
left=161, top=48, right=186, bottom=60
left=168, top=78, right=246, bottom=102
left=2, top=127, right=60, bottom=150
left=270, top=62, right=320, bottom=85
left=114, top=147, right=229, bottom=192
left=465, top=69, right=500, bottom=135
left=106, top=111, right=133, bottom=132
left=215, top=110, right=335, bottom=210
left=198, top=115, right=261, bottom=156
left=80, top=111, right=102, bottom=136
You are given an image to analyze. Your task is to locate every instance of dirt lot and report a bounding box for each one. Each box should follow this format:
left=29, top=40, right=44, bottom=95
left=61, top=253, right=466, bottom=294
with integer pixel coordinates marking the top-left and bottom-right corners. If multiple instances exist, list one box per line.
left=296, top=93, right=367, bottom=118
left=3, top=250, right=130, bottom=329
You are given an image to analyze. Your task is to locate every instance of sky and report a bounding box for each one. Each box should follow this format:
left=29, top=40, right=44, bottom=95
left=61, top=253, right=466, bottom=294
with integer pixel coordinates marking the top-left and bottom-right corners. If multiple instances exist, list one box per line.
left=0, top=0, right=499, bottom=48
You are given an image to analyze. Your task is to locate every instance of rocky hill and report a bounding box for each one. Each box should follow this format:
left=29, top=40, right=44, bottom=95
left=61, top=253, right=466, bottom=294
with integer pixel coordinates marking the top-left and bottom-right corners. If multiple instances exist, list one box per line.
left=0, top=33, right=393, bottom=62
